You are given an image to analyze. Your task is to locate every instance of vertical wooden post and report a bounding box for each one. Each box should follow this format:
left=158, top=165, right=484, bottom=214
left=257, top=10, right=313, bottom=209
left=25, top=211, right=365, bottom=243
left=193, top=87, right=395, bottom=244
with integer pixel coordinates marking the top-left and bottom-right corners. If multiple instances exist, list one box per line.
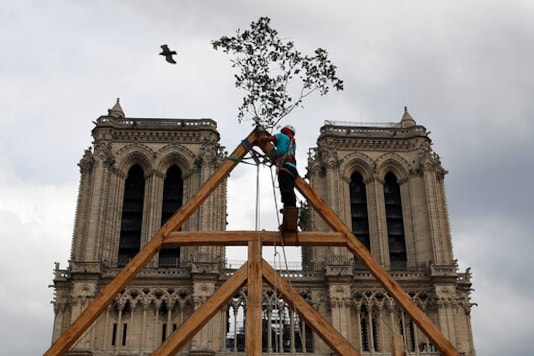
left=391, top=335, right=404, bottom=356
left=246, top=233, right=263, bottom=354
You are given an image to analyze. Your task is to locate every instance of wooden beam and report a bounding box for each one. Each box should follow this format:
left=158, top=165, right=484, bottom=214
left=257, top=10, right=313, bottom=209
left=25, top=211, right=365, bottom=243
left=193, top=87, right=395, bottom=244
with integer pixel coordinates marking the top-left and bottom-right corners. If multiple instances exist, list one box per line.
left=44, top=232, right=165, bottom=356
left=44, top=129, right=260, bottom=356
left=163, top=230, right=347, bottom=246
left=391, top=335, right=404, bottom=356
left=262, top=260, right=361, bottom=356
left=294, top=176, right=460, bottom=356
left=246, top=234, right=262, bottom=353
left=152, top=263, right=248, bottom=355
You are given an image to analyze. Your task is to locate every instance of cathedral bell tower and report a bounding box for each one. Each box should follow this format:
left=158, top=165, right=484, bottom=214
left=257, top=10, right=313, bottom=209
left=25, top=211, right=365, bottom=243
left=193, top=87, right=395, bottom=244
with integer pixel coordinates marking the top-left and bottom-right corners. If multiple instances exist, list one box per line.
left=302, top=108, right=475, bottom=355
left=51, top=99, right=228, bottom=354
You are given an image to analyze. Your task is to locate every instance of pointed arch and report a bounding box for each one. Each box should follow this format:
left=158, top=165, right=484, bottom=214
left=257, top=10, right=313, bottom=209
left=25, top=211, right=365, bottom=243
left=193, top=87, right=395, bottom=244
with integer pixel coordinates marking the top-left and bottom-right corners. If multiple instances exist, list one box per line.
left=375, top=152, right=411, bottom=182
left=341, top=152, right=374, bottom=263
left=118, top=164, right=145, bottom=267
left=340, top=151, right=375, bottom=182
left=349, top=171, right=370, bottom=253
left=155, top=144, right=197, bottom=176
left=159, top=165, right=183, bottom=267
left=114, top=144, right=155, bottom=177
left=384, top=172, right=407, bottom=270
left=154, top=146, right=195, bottom=269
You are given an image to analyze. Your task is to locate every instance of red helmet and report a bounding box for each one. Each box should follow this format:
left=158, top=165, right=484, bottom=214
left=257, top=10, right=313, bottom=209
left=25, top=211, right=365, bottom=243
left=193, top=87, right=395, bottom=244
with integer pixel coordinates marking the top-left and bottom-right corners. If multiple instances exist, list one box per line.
left=281, top=125, right=296, bottom=135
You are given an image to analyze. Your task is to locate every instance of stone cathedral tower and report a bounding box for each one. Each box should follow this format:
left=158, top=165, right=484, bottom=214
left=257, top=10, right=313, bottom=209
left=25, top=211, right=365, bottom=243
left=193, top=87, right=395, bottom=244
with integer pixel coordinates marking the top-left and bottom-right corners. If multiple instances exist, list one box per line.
left=301, top=108, right=475, bottom=355
left=50, top=102, right=475, bottom=355
left=51, top=99, right=229, bottom=355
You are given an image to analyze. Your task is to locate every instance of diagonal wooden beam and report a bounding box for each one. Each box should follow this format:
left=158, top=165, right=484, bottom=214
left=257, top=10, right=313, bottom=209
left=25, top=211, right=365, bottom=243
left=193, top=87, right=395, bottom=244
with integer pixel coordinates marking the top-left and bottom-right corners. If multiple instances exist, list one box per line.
left=294, top=176, right=460, bottom=356
left=262, top=259, right=361, bottom=355
left=44, top=129, right=260, bottom=356
left=152, top=263, right=248, bottom=355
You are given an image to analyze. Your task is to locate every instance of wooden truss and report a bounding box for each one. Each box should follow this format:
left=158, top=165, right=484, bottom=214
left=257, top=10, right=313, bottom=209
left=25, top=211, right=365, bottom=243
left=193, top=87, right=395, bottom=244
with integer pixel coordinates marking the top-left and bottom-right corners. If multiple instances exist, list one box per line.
left=45, top=128, right=460, bottom=356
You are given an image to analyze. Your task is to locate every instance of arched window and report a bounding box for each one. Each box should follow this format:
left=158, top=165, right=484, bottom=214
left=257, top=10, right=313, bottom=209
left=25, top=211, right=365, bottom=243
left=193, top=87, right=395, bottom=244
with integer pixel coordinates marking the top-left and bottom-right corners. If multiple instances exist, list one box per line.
left=118, top=164, right=145, bottom=267
left=226, top=290, right=314, bottom=353
left=384, top=172, right=407, bottom=270
left=359, top=304, right=378, bottom=351
left=398, top=311, right=416, bottom=352
left=159, top=165, right=183, bottom=267
left=349, top=171, right=370, bottom=252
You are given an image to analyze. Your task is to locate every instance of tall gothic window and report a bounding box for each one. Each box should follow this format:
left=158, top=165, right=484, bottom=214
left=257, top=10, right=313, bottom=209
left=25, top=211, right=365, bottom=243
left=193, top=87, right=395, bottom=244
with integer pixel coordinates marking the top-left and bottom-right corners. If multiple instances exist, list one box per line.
left=359, top=304, right=379, bottom=352
left=118, top=164, right=145, bottom=267
left=226, top=290, right=313, bottom=353
left=384, top=172, right=407, bottom=270
left=159, top=165, right=183, bottom=267
left=398, top=311, right=417, bottom=352
left=349, top=171, right=370, bottom=252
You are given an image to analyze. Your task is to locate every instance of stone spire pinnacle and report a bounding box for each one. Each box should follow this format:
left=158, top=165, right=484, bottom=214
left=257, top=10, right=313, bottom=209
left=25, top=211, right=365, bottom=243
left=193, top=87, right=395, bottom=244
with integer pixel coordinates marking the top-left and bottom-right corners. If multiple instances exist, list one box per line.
left=400, top=106, right=416, bottom=127
left=108, top=98, right=125, bottom=118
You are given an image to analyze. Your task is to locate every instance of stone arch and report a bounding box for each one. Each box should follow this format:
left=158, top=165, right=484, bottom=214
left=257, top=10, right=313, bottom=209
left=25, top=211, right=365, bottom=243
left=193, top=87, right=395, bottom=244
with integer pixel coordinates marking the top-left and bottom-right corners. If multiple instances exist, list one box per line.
left=117, top=288, right=146, bottom=309
left=351, top=290, right=373, bottom=307
left=170, top=288, right=192, bottom=305
left=411, top=289, right=436, bottom=310
left=370, top=290, right=392, bottom=308
left=375, top=152, right=411, bottom=182
left=155, top=144, right=197, bottom=177
left=340, top=151, right=375, bottom=182
left=147, top=287, right=173, bottom=309
left=114, top=143, right=155, bottom=177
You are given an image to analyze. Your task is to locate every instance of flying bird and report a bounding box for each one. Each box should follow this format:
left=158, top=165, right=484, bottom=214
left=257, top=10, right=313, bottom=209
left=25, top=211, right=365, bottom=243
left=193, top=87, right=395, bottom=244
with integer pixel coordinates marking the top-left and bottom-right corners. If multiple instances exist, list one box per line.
left=160, top=44, right=177, bottom=64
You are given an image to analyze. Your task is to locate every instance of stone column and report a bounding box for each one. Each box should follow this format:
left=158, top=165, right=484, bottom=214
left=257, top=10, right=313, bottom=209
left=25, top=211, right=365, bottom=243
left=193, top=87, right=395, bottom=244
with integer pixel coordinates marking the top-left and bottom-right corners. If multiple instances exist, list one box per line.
left=327, top=284, right=352, bottom=339
left=366, top=175, right=388, bottom=267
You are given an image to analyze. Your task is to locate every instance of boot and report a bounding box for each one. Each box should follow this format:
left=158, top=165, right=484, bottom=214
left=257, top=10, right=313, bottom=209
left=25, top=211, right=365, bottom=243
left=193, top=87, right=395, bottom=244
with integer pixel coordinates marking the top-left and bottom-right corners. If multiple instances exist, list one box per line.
left=281, top=207, right=298, bottom=232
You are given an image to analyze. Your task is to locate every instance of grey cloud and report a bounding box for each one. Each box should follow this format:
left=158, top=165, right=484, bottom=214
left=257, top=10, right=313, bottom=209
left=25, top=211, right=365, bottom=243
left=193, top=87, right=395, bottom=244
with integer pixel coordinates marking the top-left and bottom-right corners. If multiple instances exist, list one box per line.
left=2, top=1, right=533, bottom=355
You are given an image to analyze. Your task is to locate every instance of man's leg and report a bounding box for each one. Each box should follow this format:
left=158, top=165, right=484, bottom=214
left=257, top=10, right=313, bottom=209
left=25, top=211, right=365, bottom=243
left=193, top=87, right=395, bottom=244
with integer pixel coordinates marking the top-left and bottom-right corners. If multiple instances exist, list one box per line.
left=278, top=169, right=298, bottom=232
left=278, top=169, right=296, bottom=208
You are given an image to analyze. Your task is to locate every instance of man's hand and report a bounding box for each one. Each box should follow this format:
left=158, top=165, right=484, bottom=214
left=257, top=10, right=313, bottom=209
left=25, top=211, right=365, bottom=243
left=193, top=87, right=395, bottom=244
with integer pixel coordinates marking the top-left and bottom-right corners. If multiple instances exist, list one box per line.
left=257, top=134, right=275, bottom=145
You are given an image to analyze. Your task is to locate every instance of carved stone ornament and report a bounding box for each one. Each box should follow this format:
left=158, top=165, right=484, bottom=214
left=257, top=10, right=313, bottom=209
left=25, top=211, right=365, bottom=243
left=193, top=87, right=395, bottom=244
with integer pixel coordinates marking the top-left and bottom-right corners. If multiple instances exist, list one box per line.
left=78, top=148, right=95, bottom=174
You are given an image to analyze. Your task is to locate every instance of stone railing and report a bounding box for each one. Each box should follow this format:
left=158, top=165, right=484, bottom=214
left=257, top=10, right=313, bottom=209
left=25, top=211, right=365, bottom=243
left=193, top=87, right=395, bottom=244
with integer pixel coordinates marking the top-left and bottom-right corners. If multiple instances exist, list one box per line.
left=102, top=267, right=191, bottom=279
left=96, top=116, right=217, bottom=130
left=319, top=121, right=427, bottom=138
left=324, top=120, right=402, bottom=128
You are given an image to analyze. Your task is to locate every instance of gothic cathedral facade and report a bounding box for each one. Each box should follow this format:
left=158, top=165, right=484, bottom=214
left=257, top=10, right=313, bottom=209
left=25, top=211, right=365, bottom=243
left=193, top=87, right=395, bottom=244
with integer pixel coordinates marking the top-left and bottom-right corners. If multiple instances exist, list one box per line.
left=50, top=100, right=475, bottom=355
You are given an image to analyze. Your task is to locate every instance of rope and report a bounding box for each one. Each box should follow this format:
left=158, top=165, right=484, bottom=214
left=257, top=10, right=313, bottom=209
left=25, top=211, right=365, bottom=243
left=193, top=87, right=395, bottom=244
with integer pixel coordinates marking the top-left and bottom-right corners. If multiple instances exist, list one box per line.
left=268, top=164, right=304, bottom=353
left=244, top=138, right=303, bottom=353
left=254, top=164, right=261, bottom=231
left=227, top=138, right=272, bottom=166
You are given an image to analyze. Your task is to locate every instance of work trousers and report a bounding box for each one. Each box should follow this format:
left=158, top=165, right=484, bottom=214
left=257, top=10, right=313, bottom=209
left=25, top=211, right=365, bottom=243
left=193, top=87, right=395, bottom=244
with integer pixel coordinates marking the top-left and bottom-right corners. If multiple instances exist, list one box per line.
left=278, top=165, right=298, bottom=208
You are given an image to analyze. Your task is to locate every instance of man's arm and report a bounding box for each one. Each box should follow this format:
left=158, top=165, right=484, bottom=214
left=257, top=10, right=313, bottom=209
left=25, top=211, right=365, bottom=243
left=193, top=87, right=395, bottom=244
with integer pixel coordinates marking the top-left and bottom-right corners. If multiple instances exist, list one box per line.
left=257, top=133, right=276, bottom=145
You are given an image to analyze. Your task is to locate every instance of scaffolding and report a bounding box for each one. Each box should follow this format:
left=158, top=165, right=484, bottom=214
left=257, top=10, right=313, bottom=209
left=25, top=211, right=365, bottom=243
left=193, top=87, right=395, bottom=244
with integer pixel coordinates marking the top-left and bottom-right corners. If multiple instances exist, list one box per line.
left=44, top=128, right=459, bottom=356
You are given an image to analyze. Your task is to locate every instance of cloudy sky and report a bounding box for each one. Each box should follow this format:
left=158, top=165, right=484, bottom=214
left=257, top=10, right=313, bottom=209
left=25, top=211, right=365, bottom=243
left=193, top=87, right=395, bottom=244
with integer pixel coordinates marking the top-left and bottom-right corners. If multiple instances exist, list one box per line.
left=1, top=0, right=533, bottom=355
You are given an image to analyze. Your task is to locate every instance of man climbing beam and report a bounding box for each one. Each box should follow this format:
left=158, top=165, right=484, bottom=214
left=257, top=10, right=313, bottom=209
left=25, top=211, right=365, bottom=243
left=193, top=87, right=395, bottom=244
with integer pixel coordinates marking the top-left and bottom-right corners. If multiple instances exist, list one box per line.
left=259, top=125, right=299, bottom=231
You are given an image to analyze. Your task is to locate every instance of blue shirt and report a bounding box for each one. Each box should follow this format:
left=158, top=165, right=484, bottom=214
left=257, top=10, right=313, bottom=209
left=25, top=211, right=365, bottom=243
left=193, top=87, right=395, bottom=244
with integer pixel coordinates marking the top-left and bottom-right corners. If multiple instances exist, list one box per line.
left=274, top=133, right=296, bottom=169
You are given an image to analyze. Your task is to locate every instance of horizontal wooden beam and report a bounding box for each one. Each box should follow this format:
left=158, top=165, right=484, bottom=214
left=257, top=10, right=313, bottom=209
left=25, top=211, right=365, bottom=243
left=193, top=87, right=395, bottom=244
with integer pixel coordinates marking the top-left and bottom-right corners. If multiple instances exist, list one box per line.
left=163, top=231, right=347, bottom=246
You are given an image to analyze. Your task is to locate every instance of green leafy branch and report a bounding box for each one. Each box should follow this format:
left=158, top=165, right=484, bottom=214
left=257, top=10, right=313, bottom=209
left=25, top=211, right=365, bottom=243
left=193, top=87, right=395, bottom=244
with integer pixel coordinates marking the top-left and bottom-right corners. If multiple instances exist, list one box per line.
left=212, top=17, right=343, bottom=130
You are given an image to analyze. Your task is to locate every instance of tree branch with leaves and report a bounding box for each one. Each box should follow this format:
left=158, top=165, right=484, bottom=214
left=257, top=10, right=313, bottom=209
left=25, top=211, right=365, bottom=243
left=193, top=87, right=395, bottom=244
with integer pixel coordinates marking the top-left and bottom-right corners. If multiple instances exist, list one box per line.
left=212, top=17, right=343, bottom=130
